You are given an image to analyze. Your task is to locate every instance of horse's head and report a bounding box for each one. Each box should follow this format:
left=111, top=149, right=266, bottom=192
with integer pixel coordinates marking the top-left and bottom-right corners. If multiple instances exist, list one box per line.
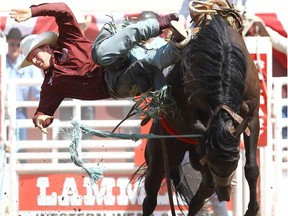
left=180, top=11, right=248, bottom=201
left=203, top=111, right=241, bottom=201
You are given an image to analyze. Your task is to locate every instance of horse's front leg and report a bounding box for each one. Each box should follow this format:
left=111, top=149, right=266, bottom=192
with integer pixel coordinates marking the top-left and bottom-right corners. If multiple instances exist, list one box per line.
left=243, top=115, right=260, bottom=216
left=142, top=122, right=165, bottom=216
left=188, top=166, right=215, bottom=216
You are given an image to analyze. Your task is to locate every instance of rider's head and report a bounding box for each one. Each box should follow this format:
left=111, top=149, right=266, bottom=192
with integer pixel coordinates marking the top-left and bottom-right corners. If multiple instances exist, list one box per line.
left=18, top=32, right=58, bottom=71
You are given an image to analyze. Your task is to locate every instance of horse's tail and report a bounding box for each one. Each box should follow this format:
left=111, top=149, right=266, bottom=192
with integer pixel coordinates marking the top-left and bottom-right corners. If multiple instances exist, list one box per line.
left=129, top=162, right=148, bottom=185
left=132, top=161, right=196, bottom=214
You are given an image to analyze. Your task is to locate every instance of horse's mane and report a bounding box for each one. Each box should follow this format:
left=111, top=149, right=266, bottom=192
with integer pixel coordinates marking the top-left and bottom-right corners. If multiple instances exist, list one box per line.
left=182, top=15, right=246, bottom=108
left=181, top=15, right=247, bottom=154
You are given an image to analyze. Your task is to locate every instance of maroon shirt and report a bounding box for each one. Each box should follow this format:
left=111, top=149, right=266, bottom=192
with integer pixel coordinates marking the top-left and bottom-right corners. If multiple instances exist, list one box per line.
left=30, top=3, right=111, bottom=127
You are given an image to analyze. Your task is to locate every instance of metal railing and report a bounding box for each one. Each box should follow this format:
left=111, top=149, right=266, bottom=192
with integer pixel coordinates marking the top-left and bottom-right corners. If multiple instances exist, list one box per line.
left=1, top=78, right=288, bottom=215
left=1, top=79, right=144, bottom=215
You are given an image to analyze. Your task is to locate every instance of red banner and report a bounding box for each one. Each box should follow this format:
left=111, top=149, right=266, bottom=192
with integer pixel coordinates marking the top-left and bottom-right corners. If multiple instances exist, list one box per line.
left=19, top=173, right=186, bottom=215
left=250, top=53, right=268, bottom=146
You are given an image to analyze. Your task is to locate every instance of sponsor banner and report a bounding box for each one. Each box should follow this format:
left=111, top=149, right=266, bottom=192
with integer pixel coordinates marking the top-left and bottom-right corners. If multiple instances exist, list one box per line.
left=19, top=173, right=188, bottom=214
left=19, top=210, right=182, bottom=216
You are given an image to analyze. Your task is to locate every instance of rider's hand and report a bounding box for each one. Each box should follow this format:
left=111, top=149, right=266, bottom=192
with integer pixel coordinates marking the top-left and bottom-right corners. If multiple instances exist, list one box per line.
left=10, top=8, right=32, bottom=23
left=34, top=115, right=53, bottom=134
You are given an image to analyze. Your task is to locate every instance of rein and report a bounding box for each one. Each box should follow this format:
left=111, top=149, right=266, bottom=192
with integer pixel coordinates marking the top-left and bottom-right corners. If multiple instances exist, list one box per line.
left=200, top=154, right=237, bottom=187
left=110, top=107, right=202, bottom=141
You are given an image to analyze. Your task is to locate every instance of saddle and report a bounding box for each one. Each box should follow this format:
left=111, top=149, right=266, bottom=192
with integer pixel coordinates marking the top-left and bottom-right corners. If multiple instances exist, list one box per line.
left=189, top=0, right=244, bottom=33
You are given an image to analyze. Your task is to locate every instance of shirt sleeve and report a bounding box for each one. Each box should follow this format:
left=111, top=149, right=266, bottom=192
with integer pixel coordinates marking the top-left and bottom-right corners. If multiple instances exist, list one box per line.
left=36, top=90, right=65, bottom=117
left=30, top=2, right=83, bottom=40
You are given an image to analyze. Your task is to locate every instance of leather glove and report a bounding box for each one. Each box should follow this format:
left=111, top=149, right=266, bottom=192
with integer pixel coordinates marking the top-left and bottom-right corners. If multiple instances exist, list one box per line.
left=33, top=114, right=54, bottom=134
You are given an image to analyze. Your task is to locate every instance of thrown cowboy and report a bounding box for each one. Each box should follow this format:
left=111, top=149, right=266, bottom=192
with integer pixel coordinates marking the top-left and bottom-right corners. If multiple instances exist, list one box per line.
left=9, top=2, right=188, bottom=133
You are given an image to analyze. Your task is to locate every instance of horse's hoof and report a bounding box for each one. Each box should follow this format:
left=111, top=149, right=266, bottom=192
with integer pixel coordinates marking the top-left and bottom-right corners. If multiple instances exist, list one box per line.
left=244, top=209, right=260, bottom=216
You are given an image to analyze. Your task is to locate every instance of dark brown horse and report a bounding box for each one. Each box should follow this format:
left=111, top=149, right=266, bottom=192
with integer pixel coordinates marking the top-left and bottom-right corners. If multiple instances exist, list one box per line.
left=139, top=5, right=260, bottom=216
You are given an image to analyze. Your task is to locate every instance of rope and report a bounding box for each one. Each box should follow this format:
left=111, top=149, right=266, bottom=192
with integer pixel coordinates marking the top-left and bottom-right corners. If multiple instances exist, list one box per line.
left=70, top=120, right=202, bottom=183
left=70, top=121, right=103, bottom=183
left=70, top=87, right=201, bottom=183
left=72, top=120, right=202, bottom=141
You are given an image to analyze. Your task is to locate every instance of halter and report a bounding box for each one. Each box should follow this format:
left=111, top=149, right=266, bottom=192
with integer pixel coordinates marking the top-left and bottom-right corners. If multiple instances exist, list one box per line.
left=206, top=104, right=250, bottom=136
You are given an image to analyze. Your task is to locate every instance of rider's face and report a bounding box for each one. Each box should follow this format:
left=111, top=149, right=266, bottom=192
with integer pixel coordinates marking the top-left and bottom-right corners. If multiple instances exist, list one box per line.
left=27, top=45, right=52, bottom=70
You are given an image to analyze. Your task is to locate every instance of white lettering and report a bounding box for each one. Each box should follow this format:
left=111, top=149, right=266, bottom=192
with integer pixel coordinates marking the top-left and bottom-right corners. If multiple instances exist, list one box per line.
left=37, top=177, right=57, bottom=206
left=83, top=177, right=116, bottom=206
left=83, top=177, right=94, bottom=206
left=20, top=211, right=183, bottom=216
left=36, top=176, right=181, bottom=207
left=58, top=177, right=83, bottom=206
left=116, top=177, right=144, bottom=205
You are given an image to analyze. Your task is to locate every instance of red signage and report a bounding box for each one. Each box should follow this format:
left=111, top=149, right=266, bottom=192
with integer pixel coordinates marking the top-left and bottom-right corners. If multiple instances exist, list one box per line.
left=19, top=173, right=186, bottom=215
left=250, top=53, right=268, bottom=146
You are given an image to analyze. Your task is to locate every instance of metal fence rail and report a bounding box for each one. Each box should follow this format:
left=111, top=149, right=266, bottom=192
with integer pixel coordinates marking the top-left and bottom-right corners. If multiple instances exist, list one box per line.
left=1, top=78, right=288, bottom=216
left=1, top=79, right=144, bottom=215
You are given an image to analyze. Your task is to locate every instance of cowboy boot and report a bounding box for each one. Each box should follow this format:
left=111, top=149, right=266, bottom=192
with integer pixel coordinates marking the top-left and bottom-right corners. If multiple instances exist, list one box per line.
left=170, top=20, right=188, bottom=42
left=169, top=21, right=199, bottom=48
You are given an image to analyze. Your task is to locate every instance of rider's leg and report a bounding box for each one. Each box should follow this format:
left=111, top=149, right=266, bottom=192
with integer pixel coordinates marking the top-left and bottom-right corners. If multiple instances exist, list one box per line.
left=92, top=14, right=179, bottom=67
left=139, top=42, right=182, bottom=70
left=106, top=60, right=161, bottom=98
